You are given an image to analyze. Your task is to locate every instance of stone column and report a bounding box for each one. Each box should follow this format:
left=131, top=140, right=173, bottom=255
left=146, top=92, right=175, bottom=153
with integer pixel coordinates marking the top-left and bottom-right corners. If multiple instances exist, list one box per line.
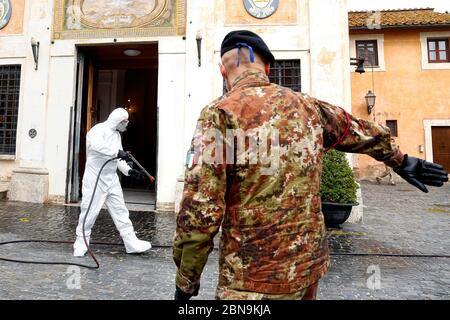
left=8, top=0, right=52, bottom=203
left=308, top=0, right=351, bottom=109
left=309, top=0, right=363, bottom=223
left=165, top=0, right=219, bottom=212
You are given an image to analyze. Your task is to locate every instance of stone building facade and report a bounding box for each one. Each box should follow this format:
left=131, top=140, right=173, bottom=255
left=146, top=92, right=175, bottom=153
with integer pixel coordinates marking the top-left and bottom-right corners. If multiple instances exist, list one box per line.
left=0, top=0, right=351, bottom=211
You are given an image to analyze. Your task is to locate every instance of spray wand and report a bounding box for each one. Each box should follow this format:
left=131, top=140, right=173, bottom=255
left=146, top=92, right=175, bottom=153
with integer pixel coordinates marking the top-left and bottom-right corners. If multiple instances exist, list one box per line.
left=126, top=151, right=155, bottom=184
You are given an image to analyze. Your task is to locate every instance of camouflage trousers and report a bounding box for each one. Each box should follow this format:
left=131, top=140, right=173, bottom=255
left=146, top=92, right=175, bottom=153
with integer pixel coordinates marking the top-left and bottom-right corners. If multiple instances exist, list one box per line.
left=215, top=282, right=319, bottom=300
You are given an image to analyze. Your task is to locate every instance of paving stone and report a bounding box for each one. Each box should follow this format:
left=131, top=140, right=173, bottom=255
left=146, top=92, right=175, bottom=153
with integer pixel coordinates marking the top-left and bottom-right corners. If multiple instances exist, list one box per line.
left=0, top=181, right=449, bottom=299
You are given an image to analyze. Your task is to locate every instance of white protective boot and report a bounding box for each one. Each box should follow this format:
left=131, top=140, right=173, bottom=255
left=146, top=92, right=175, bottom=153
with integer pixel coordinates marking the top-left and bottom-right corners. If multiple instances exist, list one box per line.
left=122, top=231, right=151, bottom=254
left=73, top=235, right=90, bottom=257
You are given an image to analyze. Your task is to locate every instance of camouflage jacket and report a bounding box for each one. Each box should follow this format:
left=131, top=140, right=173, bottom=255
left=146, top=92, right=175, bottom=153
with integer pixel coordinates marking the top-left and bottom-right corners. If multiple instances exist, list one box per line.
left=173, top=69, right=404, bottom=295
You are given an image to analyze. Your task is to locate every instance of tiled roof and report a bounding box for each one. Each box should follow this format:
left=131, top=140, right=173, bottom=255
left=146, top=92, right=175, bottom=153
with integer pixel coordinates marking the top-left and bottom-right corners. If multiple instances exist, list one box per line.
left=349, top=8, right=450, bottom=29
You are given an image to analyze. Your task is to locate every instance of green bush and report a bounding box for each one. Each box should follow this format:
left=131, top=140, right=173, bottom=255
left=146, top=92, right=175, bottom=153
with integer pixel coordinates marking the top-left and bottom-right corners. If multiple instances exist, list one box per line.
left=320, top=150, right=358, bottom=204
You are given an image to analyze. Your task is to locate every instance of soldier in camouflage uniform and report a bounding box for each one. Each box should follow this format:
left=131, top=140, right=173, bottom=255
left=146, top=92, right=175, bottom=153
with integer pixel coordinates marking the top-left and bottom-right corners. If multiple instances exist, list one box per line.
left=173, top=30, right=449, bottom=300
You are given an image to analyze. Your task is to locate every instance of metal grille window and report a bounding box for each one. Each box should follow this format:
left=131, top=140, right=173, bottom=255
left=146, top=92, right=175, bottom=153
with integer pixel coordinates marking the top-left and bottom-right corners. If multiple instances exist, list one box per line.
left=0, top=65, right=21, bottom=155
left=269, top=60, right=301, bottom=92
left=223, top=59, right=301, bottom=94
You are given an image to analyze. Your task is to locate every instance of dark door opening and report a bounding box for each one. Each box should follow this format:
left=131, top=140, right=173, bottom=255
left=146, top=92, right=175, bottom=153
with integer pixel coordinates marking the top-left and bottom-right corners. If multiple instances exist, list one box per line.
left=69, top=43, right=158, bottom=207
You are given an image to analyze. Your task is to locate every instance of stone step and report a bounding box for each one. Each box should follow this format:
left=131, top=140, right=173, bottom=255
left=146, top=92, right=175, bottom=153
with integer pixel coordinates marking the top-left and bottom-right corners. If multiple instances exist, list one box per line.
left=0, top=182, right=9, bottom=200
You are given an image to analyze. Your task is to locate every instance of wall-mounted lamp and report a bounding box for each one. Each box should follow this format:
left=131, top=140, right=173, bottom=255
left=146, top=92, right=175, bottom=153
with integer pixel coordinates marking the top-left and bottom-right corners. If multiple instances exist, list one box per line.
left=31, top=37, right=40, bottom=71
left=365, top=90, right=376, bottom=115
left=196, top=31, right=202, bottom=67
left=350, top=57, right=365, bottom=74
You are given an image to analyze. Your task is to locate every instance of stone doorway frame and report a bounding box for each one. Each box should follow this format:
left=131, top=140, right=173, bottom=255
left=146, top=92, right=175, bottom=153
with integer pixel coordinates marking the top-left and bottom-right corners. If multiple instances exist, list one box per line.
left=424, top=119, right=450, bottom=163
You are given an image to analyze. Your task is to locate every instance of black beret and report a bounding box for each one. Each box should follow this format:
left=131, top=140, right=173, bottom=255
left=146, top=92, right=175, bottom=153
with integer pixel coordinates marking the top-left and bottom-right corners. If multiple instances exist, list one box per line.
left=220, top=30, right=275, bottom=65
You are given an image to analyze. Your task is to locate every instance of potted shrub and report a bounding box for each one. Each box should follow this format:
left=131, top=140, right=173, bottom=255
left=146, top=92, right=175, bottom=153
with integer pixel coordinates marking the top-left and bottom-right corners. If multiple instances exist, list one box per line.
left=320, top=149, right=359, bottom=228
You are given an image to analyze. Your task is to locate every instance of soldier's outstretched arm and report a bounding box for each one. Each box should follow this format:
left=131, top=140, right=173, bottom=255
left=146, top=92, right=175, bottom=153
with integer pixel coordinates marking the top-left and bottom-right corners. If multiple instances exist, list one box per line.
left=311, top=96, right=448, bottom=192
left=173, top=104, right=228, bottom=299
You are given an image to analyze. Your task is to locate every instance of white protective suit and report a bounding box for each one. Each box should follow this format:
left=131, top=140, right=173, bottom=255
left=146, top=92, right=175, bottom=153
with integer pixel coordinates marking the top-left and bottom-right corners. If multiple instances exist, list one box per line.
left=73, top=108, right=151, bottom=257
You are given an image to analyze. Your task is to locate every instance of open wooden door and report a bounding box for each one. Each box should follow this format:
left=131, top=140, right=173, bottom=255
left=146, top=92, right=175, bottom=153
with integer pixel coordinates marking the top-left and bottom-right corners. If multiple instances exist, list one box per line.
left=86, top=61, right=97, bottom=131
left=68, top=52, right=85, bottom=203
left=67, top=52, right=97, bottom=202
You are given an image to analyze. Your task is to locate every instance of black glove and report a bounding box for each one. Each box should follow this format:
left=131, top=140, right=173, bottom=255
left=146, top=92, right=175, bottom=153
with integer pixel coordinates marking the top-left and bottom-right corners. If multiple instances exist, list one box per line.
left=128, top=169, right=146, bottom=180
left=393, top=154, right=449, bottom=193
left=117, top=150, right=131, bottom=161
left=174, top=285, right=199, bottom=301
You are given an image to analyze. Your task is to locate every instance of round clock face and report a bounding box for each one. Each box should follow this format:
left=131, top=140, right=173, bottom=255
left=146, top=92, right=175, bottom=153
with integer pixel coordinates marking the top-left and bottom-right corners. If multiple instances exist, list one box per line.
left=243, top=0, right=279, bottom=19
left=0, top=0, right=12, bottom=30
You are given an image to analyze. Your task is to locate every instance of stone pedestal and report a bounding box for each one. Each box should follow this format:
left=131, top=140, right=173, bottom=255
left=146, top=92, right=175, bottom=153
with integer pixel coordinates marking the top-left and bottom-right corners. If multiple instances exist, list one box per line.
left=0, top=181, right=8, bottom=200
left=174, top=176, right=185, bottom=214
left=156, top=202, right=175, bottom=213
left=348, top=183, right=364, bottom=224
left=8, top=167, right=49, bottom=203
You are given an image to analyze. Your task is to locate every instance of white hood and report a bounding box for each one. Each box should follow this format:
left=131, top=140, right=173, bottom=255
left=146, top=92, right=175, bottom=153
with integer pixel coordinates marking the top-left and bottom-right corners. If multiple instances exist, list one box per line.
left=105, top=108, right=129, bottom=130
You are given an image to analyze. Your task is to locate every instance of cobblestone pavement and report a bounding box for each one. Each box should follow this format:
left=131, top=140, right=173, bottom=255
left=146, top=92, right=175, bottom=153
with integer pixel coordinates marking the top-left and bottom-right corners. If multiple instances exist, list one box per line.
left=0, top=182, right=449, bottom=300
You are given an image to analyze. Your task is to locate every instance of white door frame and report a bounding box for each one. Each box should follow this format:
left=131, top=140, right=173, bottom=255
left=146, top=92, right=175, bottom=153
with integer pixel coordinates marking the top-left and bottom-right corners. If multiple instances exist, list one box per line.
left=424, top=119, right=450, bottom=163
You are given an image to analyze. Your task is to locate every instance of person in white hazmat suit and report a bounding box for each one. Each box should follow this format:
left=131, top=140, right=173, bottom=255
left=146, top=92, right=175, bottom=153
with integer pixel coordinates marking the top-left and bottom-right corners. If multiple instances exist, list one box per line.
left=73, top=108, right=152, bottom=257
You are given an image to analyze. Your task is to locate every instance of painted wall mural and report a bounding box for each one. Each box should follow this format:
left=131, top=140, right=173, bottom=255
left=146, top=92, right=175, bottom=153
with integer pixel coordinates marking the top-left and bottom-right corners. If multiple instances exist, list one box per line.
left=0, top=0, right=12, bottom=30
left=53, top=0, right=186, bottom=40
